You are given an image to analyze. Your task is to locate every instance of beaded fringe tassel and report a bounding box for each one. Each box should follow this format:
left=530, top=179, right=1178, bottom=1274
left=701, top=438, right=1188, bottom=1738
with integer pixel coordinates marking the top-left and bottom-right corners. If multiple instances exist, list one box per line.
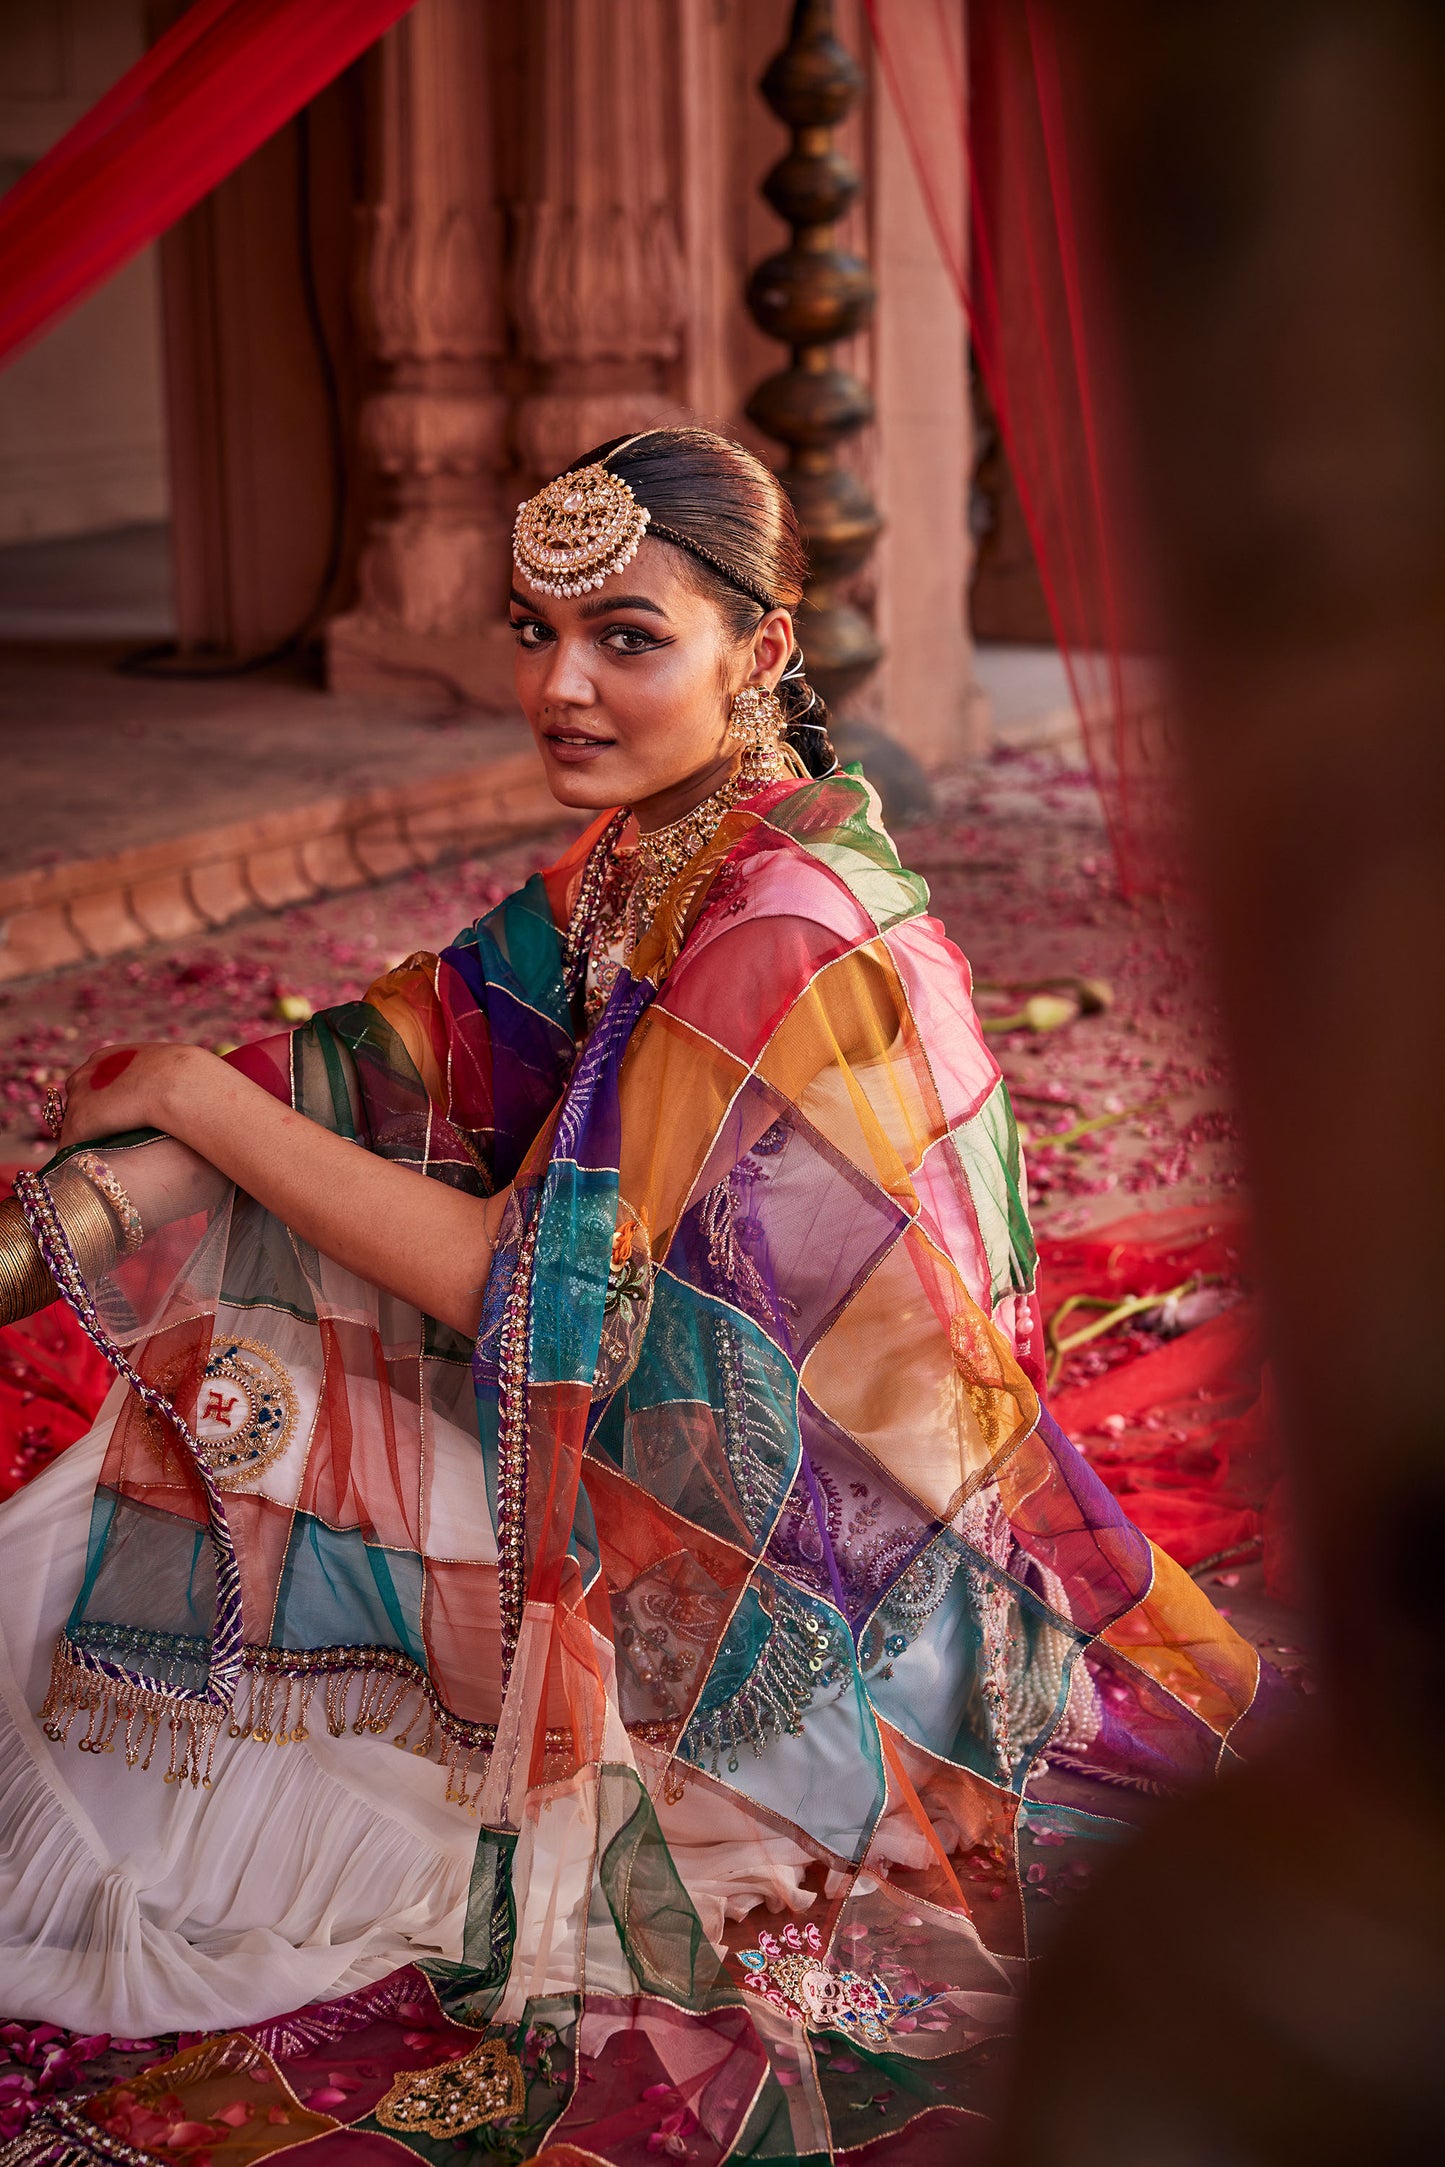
left=40, top=1640, right=225, bottom=1789
left=40, top=1637, right=495, bottom=1809
left=231, top=1652, right=494, bottom=1807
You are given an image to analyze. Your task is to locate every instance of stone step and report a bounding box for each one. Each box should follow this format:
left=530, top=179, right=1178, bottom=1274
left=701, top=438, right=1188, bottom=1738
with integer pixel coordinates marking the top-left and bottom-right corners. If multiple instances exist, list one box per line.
left=0, top=732, right=556, bottom=984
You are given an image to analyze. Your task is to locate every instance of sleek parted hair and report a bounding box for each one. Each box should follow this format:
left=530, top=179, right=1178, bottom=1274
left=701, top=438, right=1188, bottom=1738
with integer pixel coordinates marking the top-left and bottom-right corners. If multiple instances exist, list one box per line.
left=566, top=428, right=837, bottom=777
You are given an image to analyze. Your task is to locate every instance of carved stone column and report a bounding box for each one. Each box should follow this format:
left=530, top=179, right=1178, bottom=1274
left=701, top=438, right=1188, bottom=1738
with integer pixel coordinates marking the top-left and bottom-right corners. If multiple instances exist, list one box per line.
left=327, top=0, right=513, bottom=711
left=510, top=0, right=691, bottom=484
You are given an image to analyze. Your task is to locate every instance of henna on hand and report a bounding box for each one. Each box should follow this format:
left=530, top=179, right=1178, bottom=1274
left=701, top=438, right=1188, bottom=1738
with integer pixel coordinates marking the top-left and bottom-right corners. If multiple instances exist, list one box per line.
left=90, top=1048, right=139, bottom=1091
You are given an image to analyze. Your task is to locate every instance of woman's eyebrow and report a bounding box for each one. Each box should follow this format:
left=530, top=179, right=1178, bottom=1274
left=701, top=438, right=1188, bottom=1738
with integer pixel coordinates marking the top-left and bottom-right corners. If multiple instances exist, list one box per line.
left=509, top=587, right=547, bottom=612
left=577, top=593, right=670, bottom=621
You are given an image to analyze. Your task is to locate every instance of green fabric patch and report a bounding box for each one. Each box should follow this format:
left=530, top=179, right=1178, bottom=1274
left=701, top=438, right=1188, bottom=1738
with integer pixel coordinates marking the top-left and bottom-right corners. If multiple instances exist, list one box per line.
left=761, top=768, right=930, bottom=933
left=597, top=1765, right=728, bottom=2004
left=950, top=1076, right=1038, bottom=1300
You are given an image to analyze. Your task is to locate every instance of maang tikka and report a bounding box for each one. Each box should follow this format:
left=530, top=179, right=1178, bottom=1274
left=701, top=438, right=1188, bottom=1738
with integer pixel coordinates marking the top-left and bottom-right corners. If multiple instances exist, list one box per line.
left=513, top=463, right=649, bottom=599
left=513, top=433, right=780, bottom=611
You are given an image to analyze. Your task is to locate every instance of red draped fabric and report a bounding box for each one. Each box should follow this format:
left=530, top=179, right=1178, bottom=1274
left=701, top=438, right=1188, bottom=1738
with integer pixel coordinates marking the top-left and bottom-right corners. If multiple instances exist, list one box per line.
left=0, top=1173, right=114, bottom=1504
left=865, top=0, right=1168, bottom=896
left=1039, top=1210, right=1292, bottom=1591
left=0, top=0, right=417, bottom=370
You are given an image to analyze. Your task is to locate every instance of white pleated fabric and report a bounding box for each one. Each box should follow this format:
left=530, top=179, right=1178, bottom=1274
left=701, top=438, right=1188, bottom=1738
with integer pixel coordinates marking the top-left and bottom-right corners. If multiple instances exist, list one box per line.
left=0, top=1405, right=478, bottom=2033
left=1, top=1413, right=1017, bottom=2037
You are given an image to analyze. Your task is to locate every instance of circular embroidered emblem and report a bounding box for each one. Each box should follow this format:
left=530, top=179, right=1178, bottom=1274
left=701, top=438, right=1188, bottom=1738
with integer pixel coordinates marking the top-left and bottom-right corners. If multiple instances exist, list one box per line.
left=190, top=1338, right=299, bottom=1489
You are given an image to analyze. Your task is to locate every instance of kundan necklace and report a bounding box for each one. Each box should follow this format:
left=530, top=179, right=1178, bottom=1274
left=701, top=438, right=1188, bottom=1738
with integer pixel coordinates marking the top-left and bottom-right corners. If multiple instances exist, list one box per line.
left=566, top=757, right=784, bottom=1027
left=629, top=766, right=754, bottom=922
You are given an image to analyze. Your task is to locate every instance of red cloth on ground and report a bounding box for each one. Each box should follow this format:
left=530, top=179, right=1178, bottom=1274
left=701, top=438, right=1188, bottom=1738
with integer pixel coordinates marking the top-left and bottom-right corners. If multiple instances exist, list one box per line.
left=1041, top=1208, right=1293, bottom=1584
left=0, top=1173, right=113, bottom=1502
left=0, top=0, right=417, bottom=369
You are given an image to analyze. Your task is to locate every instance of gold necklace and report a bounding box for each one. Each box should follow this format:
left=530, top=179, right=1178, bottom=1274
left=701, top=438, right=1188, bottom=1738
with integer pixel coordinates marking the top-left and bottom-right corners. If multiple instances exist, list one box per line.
left=630, top=767, right=753, bottom=922
left=569, top=755, right=788, bottom=1027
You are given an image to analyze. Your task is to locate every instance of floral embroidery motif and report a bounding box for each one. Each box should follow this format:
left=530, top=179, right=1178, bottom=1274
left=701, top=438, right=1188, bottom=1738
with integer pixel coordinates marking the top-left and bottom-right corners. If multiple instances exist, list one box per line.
left=605, top=1214, right=652, bottom=1315
left=373, top=2035, right=525, bottom=2139
left=595, top=1210, right=654, bottom=1398
left=739, top=1922, right=941, bottom=2046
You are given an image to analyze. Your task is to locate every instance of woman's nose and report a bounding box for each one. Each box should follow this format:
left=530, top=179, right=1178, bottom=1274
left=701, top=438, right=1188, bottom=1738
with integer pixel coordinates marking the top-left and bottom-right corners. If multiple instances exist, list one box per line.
left=539, top=634, right=597, bottom=708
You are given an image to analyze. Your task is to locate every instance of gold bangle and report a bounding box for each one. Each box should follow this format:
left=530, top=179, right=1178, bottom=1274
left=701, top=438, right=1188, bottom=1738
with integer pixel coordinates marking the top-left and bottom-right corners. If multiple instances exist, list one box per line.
left=0, top=1178, right=121, bottom=1328
left=73, top=1152, right=145, bottom=1253
left=0, top=1198, right=56, bottom=1324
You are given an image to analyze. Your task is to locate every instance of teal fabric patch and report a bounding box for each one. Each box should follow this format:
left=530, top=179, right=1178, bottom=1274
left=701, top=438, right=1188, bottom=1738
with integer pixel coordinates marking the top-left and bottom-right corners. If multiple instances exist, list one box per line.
left=68, top=1487, right=215, bottom=1651
left=529, top=1162, right=617, bottom=1386
left=272, top=1512, right=425, bottom=1664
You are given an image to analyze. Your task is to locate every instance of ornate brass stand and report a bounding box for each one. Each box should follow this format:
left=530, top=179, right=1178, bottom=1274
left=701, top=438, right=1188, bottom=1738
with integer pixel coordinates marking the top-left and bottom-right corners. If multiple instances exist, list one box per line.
left=745, top=0, right=882, bottom=709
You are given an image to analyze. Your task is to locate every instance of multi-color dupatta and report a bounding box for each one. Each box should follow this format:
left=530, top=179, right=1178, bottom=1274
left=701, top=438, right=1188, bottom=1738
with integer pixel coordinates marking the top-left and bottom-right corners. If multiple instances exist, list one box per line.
left=17, top=770, right=1265, bottom=2161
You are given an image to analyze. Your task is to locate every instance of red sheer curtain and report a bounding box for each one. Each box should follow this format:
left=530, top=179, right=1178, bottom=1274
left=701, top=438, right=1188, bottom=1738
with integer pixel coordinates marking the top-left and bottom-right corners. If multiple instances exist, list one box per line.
left=0, top=0, right=417, bottom=370
left=865, top=0, right=1168, bottom=896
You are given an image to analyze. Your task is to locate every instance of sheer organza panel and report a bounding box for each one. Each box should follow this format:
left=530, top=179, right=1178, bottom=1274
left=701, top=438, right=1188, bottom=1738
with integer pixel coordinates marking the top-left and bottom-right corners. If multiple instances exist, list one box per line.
left=0, top=0, right=418, bottom=368
left=865, top=0, right=1173, bottom=894
left=36, top=1017, right=502, bottom=1799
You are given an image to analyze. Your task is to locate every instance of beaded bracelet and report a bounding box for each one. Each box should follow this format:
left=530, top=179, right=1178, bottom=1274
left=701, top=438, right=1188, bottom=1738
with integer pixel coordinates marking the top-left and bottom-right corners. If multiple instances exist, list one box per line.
left=73, top=1150, right=145, bottom=1254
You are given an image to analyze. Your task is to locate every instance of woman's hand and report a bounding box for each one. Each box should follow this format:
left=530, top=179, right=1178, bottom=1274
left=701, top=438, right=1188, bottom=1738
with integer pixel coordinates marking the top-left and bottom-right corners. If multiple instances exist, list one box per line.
left=57, top=1038, right=504, bottom=1338
left=58, top=1041, right=205, bottom=1148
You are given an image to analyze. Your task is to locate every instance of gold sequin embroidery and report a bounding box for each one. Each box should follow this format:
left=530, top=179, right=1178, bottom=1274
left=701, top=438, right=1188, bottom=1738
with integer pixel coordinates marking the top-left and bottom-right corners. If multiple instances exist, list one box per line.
left=373, top=2035, right=526, bottom=2139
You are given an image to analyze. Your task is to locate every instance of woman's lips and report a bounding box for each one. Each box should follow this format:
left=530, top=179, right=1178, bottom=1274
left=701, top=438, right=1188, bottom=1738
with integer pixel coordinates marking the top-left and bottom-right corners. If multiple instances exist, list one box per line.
left=543, top=729, right=614, bottom=764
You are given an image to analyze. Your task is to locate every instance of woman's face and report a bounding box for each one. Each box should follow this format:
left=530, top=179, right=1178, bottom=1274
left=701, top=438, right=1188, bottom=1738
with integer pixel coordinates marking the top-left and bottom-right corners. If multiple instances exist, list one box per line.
left=509, top=537, right=793, bottom=828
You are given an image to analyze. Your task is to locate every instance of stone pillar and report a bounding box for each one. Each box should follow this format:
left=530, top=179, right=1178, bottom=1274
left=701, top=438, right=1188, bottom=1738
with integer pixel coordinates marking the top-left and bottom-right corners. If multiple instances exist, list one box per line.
left=510, top=0, right=692, bottom=485
left=326, top=0, right=513, bottom=713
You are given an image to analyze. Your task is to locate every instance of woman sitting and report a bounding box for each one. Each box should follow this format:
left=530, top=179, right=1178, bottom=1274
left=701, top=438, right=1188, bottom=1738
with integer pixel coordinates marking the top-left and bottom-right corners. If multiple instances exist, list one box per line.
left=0, top=429, right=1264, bottom=2164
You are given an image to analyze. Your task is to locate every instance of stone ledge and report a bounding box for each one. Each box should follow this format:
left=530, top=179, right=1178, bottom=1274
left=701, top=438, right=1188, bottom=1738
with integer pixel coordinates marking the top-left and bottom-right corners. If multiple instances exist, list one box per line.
left=0, top=743, right=561, bottom=985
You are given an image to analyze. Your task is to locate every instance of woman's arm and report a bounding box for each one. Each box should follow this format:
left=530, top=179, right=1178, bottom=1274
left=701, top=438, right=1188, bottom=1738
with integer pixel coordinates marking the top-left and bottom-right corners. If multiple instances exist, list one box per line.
left=58, top=1043, right=506, bottom=1338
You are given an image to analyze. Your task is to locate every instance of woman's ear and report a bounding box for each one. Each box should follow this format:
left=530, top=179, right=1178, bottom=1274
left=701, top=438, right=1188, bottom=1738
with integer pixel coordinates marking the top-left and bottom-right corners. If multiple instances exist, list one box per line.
left=748, top=608, right=795, bottom=688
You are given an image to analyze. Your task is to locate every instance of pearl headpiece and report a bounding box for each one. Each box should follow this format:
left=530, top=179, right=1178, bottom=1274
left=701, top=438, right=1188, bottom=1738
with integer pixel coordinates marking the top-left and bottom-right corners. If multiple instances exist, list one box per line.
left=512, top=462, right=650, bottom=600
left=513, top=432, right=779, bottom=611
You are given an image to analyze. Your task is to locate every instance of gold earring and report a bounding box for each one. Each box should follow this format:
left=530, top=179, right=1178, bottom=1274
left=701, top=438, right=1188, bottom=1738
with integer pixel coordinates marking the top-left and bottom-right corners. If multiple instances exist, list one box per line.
left=729, top=684, right=786, bottom=776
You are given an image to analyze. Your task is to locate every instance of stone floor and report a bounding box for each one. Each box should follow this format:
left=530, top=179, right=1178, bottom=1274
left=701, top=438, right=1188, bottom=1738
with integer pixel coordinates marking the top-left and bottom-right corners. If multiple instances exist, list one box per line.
left=0, top=636, right=562, bottom=983
left=0, top=525, right=556, bottom=981
left=0, top=521, right=174, bottom=644
left=0, top=643, right=539, bottom=881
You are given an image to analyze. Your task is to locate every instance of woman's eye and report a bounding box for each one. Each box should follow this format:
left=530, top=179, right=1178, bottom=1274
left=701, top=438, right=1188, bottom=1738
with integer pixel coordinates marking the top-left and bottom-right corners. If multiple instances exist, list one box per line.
left=603, top=625, right=661, bottom=654
left=510, top=617, right=551, bottom=648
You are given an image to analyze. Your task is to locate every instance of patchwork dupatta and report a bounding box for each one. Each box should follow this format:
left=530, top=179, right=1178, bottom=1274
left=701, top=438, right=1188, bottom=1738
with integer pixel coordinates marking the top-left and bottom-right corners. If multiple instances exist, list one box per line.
left=27, top=772, right=1263, bottom=2159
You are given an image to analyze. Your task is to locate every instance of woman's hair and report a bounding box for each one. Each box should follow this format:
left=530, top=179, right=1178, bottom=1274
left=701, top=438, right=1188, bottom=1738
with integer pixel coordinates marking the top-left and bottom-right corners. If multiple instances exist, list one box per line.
left=565, top=427, right=838, bottom=778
